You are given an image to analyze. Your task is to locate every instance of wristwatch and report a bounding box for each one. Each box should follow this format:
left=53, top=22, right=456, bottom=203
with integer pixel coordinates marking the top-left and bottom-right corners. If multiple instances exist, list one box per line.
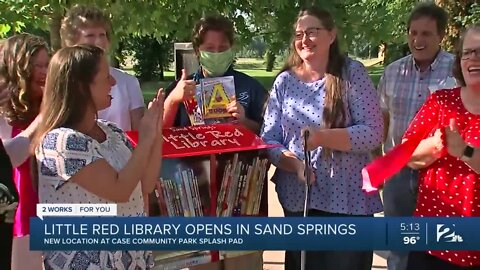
left=461, top=145, right=475, bottom=161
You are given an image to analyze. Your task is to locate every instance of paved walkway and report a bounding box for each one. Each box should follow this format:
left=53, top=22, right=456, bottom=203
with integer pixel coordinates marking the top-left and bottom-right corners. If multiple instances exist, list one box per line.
left=263, top=166, right=388, bottom=270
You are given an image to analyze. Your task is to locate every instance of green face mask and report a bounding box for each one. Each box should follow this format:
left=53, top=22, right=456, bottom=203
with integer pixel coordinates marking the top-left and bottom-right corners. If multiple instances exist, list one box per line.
left=199, top=49, right=235, bottom=77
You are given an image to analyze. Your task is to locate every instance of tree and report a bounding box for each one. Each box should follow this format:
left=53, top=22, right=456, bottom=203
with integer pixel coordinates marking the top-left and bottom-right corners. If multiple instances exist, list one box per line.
left=248, top=0, right=401, bottom=71
left=1, top=0, right=106, bottom=50
left=247, top=1, right=301, bottom=71
left=0, top=1, right=267, bottom=53
left=351, top=0, right=480, bottom=59
left=249, top=37, right=267, bottom=58
left=8, top=0, right=476, bottom=73
left=123, top=34, right=174, bottom=82
left=0, top=1, right=51, bottom=36
left=436, top=0, right=478, bottom=51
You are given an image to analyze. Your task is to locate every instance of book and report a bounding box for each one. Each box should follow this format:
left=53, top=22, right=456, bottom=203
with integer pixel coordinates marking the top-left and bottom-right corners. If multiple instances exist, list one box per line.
left=201, top=76, right=235, bottom=120
left=155, top=158, right=209, bottom=217
left=183, top=85, right=205, bottom=126
left=216, top=154, right=268, bottom=217
left=183, top=76, right=237, bottom=125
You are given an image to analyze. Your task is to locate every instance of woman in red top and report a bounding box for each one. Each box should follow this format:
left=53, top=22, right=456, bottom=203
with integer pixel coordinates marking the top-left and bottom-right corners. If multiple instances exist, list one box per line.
left=405, top=24, right=480, bottom=269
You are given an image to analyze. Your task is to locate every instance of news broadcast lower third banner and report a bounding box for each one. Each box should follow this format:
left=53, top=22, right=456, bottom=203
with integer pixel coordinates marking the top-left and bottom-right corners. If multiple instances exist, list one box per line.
left=30, top=216, right=480, bottom=251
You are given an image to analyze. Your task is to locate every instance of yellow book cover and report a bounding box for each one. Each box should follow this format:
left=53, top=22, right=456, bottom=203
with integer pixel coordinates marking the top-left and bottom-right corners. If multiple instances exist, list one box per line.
left=201, top=76, right=235, bottom=119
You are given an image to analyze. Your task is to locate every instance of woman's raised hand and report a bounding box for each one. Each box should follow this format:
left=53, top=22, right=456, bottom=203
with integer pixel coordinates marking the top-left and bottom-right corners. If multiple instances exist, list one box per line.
left=138, top=89, right=165, bottom=144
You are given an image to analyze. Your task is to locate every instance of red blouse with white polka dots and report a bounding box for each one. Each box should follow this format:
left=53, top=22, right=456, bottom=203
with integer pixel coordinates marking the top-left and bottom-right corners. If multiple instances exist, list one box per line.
left=403, top=87, right=480, bottom=267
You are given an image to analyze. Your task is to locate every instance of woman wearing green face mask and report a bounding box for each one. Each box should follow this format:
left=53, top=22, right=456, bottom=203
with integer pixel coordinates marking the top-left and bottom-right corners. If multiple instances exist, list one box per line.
left=163, top=14, right=267, bottom=270
left=164, top=15, right=268, bottom=135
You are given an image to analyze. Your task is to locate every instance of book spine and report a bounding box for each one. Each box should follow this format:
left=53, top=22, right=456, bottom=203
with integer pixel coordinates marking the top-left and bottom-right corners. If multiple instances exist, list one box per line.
left=233, top=163, right=246, bottom=216
left=179, top=170, right=191, bottom=217
left=182, top=170, right=194, bottom=217
left=189, top=169, right=200, bottom=217
left=191, top=173, right=203, bottom=217
left=167, top=179, right=181, bottom=216
left=253, top=159, right=268, bottom=215
left=216, top=161, right=231, bottom=216
left=226, top=157, right=241, bottom=216
left=242, top=157, right=258, bottom=215
left=174, top=180, right=184, bottom=216
left=162, top=179, right=174, bottom=216
left=241, top=159, right=255, bottom=215
left=246, top=161, right=259, bottom=215
left=155, top=180, right=168, bottom=216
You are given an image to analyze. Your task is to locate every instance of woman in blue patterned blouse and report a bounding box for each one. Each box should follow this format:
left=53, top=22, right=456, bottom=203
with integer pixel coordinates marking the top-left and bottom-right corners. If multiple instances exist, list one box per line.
left=33, top=45, right=163, bottom=270
left=260, top=6, right=384, bottom=270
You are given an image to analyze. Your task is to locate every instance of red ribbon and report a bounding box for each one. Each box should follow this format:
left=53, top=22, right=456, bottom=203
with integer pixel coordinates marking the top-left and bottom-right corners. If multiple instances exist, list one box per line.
left=362, top=139, right=420, bottom=193
left=362, top=126, right=447, bottom=193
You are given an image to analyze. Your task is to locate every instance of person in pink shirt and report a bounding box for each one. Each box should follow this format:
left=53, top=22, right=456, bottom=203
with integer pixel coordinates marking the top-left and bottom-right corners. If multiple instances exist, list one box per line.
left=0, top=33, right=49, bottom=270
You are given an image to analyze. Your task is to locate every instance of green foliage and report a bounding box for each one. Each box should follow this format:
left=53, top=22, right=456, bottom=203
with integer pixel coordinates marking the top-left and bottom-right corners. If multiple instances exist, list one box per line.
left=0, top=0, right=48, bottom=37
left=3, top=0, right=478, bottom=74
left=247, top=0, right=407, bottom=69
left=0, top=0, right=267, bottom=52
left=384, top=43, right=409, bottom=65
left=238, top=36, right=267, bottom=58
left=460, top=2, right=480, bottom=26
left=434, top=0, right=478, bottom=51
left=345, top=0, right=415, bottom=51
left=123, top=35, right=174, bottom=82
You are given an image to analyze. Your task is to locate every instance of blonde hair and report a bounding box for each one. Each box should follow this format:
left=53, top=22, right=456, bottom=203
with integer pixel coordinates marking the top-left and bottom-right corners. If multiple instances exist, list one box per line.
left=60, top=5, right=112, bottom=47
left=0, top=33, right=49, bottom=126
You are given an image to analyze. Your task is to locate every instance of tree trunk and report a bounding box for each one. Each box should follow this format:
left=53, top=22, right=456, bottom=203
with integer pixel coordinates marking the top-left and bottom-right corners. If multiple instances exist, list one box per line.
left=49, top=8, right=63, bottom=52
left=159, top=66, right=165, bottom=81
left=265, top=50, right=276, bottom=72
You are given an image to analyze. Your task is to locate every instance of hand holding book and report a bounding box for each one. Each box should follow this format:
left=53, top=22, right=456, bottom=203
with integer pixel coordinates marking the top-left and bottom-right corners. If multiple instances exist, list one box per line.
left=226, top=95, right=246, bottom=122
left=171, top=69, right=196, bottom=103
left=184, top=76, right=237, bottom=125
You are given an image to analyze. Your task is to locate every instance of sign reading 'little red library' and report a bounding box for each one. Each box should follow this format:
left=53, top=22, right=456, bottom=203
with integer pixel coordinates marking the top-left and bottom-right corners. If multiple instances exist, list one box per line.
left=126, top=124, right=275, bottom=158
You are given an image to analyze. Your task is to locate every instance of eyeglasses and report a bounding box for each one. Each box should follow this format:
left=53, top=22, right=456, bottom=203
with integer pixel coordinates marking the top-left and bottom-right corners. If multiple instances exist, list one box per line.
left=294, top=27, right=325, bottom=40
left=461, top=47, right=480, bottom=60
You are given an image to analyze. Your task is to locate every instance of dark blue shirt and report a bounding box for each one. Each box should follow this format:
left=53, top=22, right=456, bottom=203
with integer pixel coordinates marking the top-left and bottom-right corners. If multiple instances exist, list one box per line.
left=165, top=67, right=267, bottom=130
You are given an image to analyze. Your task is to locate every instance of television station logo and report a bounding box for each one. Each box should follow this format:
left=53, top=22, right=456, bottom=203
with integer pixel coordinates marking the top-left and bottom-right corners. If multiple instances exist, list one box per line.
left=436, top=224, right=463, bottom=243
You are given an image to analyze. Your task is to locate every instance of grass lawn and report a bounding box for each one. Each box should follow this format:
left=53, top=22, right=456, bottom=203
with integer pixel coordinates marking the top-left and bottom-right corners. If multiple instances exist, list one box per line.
left=139, top=58, right=384, bottom=102
left=140, top=71, right=175, bottom=102
left=366, top=64, right=384, bottom=87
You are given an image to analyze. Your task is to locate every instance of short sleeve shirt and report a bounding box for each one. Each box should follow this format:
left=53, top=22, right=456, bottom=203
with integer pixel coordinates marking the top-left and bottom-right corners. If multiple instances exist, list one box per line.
left=403, top=88, right=480, bottom=267
left=36, top=120, right=152, bottom=269
left=378, top=51, right=455, bottom=152
left=97, top=68, right=145, bottom=131
left=36, top=120, right=142, bottom=216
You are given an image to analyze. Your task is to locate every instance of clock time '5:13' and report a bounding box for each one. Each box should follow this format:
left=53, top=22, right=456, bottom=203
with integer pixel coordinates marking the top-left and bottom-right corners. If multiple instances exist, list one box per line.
left=400, top=222, right=420, bottom=231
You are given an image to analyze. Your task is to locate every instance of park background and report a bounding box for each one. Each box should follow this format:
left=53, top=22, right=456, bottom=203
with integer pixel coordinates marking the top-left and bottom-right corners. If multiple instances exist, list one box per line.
left=2, top=0, right=479, bottom=97
left=2, top=0, right=480, bottom=269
